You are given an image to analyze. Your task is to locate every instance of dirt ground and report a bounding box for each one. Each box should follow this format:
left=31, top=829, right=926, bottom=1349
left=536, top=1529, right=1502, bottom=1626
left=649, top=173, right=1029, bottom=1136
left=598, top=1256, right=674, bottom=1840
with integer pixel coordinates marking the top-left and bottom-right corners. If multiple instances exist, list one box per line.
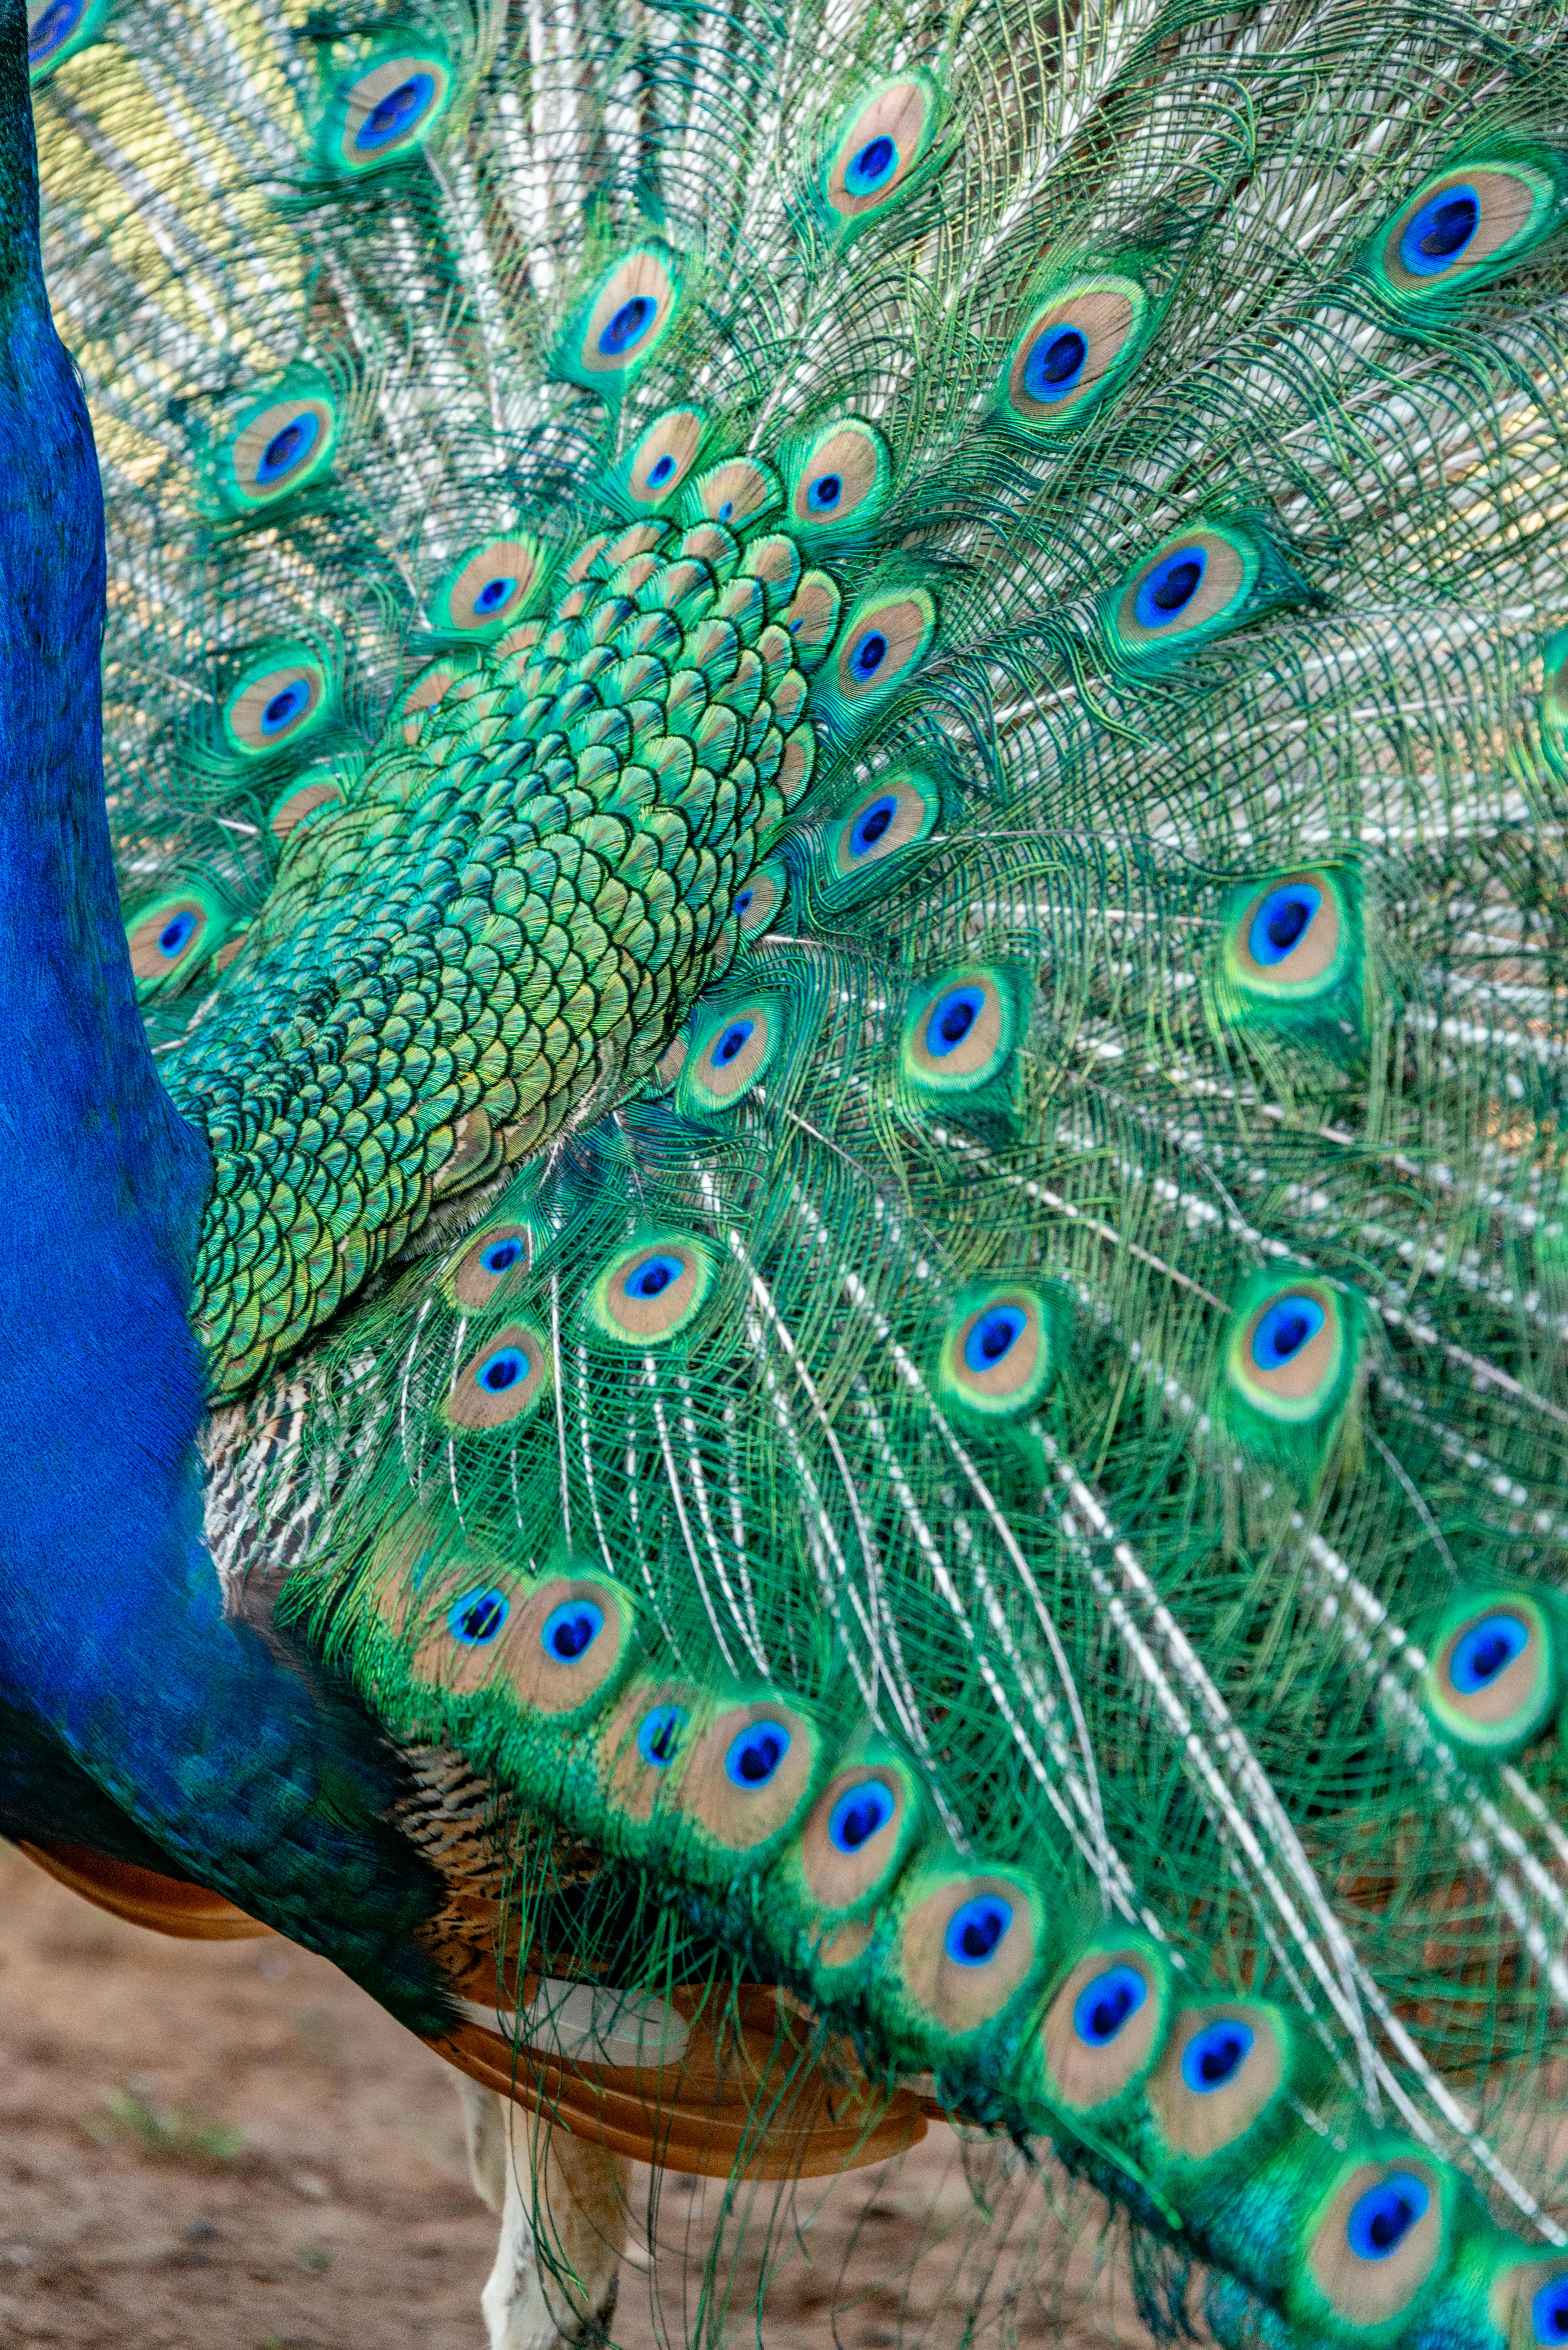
left=0, top=1844, right=1165, bottom=2349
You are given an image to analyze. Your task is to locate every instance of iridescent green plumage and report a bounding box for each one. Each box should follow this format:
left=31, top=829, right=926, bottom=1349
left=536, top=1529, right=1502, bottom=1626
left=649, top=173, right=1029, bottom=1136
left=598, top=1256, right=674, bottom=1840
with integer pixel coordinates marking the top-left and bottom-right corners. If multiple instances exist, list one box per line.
left=28, top=0, right=1568, bottom=2342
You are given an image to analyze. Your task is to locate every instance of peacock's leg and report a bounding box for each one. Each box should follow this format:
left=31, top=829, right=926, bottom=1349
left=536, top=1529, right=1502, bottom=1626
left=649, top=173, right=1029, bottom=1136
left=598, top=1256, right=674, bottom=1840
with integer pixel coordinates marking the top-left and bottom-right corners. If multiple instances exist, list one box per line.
left=458, top=2081, right=630, bottom=2350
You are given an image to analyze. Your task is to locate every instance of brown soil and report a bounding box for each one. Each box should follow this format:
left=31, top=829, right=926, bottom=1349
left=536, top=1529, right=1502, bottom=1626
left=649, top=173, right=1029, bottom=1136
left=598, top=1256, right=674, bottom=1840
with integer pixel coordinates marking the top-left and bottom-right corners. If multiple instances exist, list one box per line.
left=0, top=1846, right=1161, bottom=2349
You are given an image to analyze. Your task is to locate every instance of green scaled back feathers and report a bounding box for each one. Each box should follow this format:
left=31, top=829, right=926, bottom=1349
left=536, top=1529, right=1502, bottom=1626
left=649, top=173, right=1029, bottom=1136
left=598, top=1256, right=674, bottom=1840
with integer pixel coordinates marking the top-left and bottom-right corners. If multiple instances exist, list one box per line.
left=32, top=0, right=1568, bottom=2343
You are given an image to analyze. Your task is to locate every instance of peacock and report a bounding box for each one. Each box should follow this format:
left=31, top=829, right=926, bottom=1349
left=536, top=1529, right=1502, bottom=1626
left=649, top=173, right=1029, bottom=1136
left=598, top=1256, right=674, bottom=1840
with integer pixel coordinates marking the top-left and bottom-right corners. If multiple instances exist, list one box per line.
left=4, top=0, right=1568, bottom=2338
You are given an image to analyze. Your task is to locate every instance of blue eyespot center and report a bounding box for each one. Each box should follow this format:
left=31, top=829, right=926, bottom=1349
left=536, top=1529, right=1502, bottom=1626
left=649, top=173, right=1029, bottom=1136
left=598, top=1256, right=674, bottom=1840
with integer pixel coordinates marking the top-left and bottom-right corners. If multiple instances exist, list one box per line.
left=849, top=795, right=898, bottom=855
left=1250, top=1293, right=1325, bottom=1374
left=1073, top=1963, right=1149, bottom=2047
left=647, top=451, right=677, bottom=487
left=712, top=1019, right=755, bottom=1068
left=1133, top=545, right=1207, bottom=628
left=925, top=984, right=985, bottom=1056
left=849, top=628, right=888, bottom=680
left=355, top=71, right=436, bottom=153
left=734, top=887, right=755, bottom=917
left=261, top=679, right=310, bottom=735
left=29, top=0, right=84, bottom=60
left=541, top=1599, right=604, bottom=1663
left=257, top=413, right=318, bottom=484
left=725, top=1720, right=791, bottom=1788
left=1451, top=1611, right=1531, bottom=1695
left=845, top=133, right=899, bottom=196
left=1248, top=882, right=1322, bottom=967
left=480, top=1239, right=521, bottom=1276
left=1180, top=2018, right=1255, bottom=2094
left=157, top=909, right=198, bottom=960
left=1346, top=2173, right=1429, bottom=2263
left=807, top=472, right=843, bottom=512
left=449, top=1587, right=509, bottom=1645
left=625, top=1252, right=683, bottom=1301
left=473, top=575, right=516, bottom=616
left=599, top=294, right=658, bottom=358
left=476, top=1346, right=525, bottom=1393
left=964, top=1305, right=1027, bottom=1374
left=1531, top=2274, right=1568, bottom=2343
left=637, top=1704, right=687, bottom=1767
left=1023, top=325, right=1089, bottom=403
left=718, top=500, right=734, bottom=523
left=828, top=1781, right=895, bottom=1854
left=1399, top=186, right=1480, bottom=275
left=945, top=1896, right=1013, bottom=1967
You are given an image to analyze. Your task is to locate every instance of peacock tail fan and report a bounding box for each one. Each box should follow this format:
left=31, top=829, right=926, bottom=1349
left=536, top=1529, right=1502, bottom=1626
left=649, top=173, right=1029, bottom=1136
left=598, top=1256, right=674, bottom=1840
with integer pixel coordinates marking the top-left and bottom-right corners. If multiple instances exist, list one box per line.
left=33, top=0, right=1568, bottom=2338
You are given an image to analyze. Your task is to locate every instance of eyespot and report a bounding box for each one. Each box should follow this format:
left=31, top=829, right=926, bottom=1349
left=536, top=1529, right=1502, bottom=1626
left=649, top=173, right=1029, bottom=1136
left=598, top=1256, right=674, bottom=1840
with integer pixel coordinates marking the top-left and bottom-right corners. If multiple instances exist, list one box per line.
left=443, top=1321, right=551, bottom=1429
left=225, top=387, right=337, bottom=509
left=1002, top=274, right=1149, bottom=428
left=1150, top=2003, right=1287, bottom=2166
left=542, top=1598, right=605, bottom=1662
left=321, top=47, right=453, bottom=175
left=448, top=1586, right=509, bottom=1646
left=1109, top=523, right=1262, bottom=655
left=268, top=770, right=344, bottom=843
left=778, top=571, right=841, bottom=671
left=449, top=1223, right=531, bottom=1312
left=587, top=1234, right=716, bottom=1344
left=222, top=649, right=331, bottom=758
left=1225, top=1278, right=1346, bottom=1424
left=1040, top=1943, right=1169, bottom=2116
left=1492, top=2258, right=1568, bottom=2350
left=1375, top=161, right=1561, bottom=296
left=1297, top=2157, right=1447, bottom=2334
left=897, top=1869, right=1039, bottom=2034
left=784, top=419, right=890, bottom=536
left=557, top=245, right=683, bottom=388
left=1424, top=1593, right=1557, bottom=1754
left=826, top=769, right=940, bottom=893
left=688, top=457, right=781, bottom=531
left=937, top=1286, right=1055, bottom=1420
left=637, top=1704, right=688, bottom=1767
left=724, top=1719, right=790, bottom=1788
left=430, top=535, right=546, bottom=636
left=1228, top=869, right=1348, bottom=997
left=396, top=653, right=480, bottom=741
left=818, top=73, right=942, bottom=235
left=125, top=888, right=230, bottom=996
left=624, top=407, right=705, bottom=506
left=734, top=857, right=787, bottom=935
left=677, top=999, right=779, bottom=1113
left=28, top=0, right=106, bottom=75
left=823, top=589, right=934, bottom=721
left=795, top=1762, right=912, bottom=1912
left=901, top=967, right=1015, bottom=1093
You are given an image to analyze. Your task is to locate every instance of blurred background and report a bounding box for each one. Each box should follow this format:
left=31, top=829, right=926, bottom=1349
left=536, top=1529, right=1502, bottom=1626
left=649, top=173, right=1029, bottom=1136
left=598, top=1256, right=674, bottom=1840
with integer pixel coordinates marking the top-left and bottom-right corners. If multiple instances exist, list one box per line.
left=0, top=1844, right=1164, bottom=2350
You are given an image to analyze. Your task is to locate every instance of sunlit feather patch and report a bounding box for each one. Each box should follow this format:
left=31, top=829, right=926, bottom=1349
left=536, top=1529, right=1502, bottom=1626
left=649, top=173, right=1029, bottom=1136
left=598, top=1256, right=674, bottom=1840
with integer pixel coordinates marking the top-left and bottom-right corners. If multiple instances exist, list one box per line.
left=553, top=244, right=685, bottom=393
left=219, top=383, right=337, bottom=512
left=446, top=1221, right=533, bottom=1312
left=1369, top=155, right=1566, bottom=300
left=813, top=71, right=944, bottom=240
left=1147, top=2002, right=1290, bottom=2169
left=814, top=584, right=935, bottom=740
left=935, top=1284, right=1059, bottom=1420
left=683, top=456, right=781, bottom=533
left=885, top=1857, right=1043, bottom=2038
left=221, top=646, right=332, bottom=760
left=125, top=885, right=233, bottom=999
left=27, top=0, right=109, bottom=75
left=268, top=766, right=345, bottom=844
left=900, top=966, right=1017, bottom=1095
left=427, top=535, right=547, bottom=638
left=317, top=41, right=454, bottom=176
left=733, top=857, right=787, bottom=935
left=780, top=418, right=891, bottom=541
left=585, top=1232, right=717, bottom=1344
left=1423, top=1591, right=1560, bottom=1755
left=1000, top=273, right=1150, bottom=430
left=1106, top=521, right=1264, bottom=658
left=442, top=1321, right=551, bottom=1430
left=676, top=998, right=781, bottom=1113
left=1291, top=2153, right=1454, bottom=2342
left=1038, top=1937, right=1172, bottom=2119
